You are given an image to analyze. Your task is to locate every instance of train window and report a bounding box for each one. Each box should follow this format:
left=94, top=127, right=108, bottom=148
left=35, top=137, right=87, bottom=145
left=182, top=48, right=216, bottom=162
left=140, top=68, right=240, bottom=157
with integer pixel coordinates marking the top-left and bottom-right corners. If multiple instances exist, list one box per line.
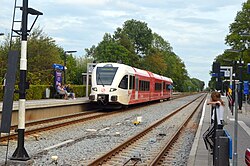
left=139, top=80, right=150, bottom=91
left=146, top=81, right=150, bottom=91
left=129, top=75, right=135, bottom=89
left=167, top=84, right=173, bottom=90
left=155, top=83, right=162, bottom=91
left=135, top=77, right=139, bottom=91
left=96, top=67, right=118, bottom=85
left=163, top=82, right=165, bottom=89
left=118, top=75, right=128, bottom=89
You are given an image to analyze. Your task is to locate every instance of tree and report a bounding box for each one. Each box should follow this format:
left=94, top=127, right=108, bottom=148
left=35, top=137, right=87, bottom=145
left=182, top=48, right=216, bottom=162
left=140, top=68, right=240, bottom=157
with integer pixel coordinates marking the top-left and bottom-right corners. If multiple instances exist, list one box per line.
left=142, top=53, right=167, bottom=75
left=27, top=28, right=64, bottom=84
left=87, top=33, right=139, bottom=66
left=225, top=0, right=250, bottom=50
left=151, top=33, right=172, bottom=53
left=84, top=19, right=203, bottom=92
left=0, top=27, right=65, bottom=85
left=209, top=1, right=250, bottom=89
left=114, top=19, right=153, bottom=56
left=191, top=78, right=205, bottom=91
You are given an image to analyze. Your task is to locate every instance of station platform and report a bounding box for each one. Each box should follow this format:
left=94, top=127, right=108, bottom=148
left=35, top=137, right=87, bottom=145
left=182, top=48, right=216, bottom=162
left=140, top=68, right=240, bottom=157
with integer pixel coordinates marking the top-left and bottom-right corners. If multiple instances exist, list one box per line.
left=188, top=94, right=250, bottom=166
left=0, top=97, right=90, bottom=112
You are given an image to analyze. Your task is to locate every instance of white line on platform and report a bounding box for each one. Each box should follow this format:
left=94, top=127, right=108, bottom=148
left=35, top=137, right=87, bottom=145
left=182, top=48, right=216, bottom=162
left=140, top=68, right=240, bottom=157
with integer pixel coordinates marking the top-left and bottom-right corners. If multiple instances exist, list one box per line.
left=187, top=99, right=207, bottom=166
left=229, top=118, right=250, bottom=137
left=43, top=139, right=74, bottom=151
left=238, top=121, right=250, bottom=136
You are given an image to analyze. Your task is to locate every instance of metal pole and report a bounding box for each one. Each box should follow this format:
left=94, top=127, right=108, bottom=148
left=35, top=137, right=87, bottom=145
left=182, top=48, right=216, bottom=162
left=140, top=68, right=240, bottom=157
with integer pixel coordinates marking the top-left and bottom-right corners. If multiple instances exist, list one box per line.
left=64, top=53, right=66, bottom=85
left=245, top=94, right=248, bottom=114
left=233, top=83, right=239, bottom=166
left=229, top=67, right=233, bottom=90
left=86, top=65, right=89, bottom=97
left=11, top=0, right=30, bottom=160
left=239, top=56, right=243, bottom=110
left=232, top=61, right=237, bottom=115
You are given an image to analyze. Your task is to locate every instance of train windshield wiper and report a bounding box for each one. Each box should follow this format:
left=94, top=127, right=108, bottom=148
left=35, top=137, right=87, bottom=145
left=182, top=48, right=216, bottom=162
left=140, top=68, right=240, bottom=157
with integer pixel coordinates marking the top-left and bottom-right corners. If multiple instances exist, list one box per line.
left=97, top=73, right=105, bottom=87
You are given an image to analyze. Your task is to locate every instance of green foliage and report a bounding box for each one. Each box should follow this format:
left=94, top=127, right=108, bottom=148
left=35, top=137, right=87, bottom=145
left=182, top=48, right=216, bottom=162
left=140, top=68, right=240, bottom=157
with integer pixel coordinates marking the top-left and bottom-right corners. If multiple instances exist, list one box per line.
left=209, top=1, right=250, bottom=89
left=225, top=0, right=250, bottom=50
left=85, top=19, right=204, bottom=92
left=142, top=53, right=167, bottom=75
left=115, top=19, right=153, bottom=56
left=190, top=78, right=205, bottom=91
left=151, top=33, right=172, bottom=52
left=0, top=21, right=204, bottom=92
left=27, top=28, right=64, bottom=85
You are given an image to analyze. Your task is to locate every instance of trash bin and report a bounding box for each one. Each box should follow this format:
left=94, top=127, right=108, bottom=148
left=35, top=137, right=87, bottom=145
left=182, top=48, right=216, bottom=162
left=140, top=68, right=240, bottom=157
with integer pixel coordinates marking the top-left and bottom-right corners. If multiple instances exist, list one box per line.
left=46, top=88, right=50, bottom=98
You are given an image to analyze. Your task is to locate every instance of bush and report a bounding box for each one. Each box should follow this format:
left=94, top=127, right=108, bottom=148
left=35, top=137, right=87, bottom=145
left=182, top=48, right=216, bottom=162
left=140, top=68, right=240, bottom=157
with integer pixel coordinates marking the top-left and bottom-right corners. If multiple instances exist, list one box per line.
left=0, top=85, right=91, bottom=101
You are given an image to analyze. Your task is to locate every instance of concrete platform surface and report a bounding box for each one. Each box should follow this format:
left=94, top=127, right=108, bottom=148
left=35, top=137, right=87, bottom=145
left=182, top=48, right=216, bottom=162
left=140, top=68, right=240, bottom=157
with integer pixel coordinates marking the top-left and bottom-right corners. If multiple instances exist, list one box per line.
left=0, top=97, right=90, bottom=111
left=188, top=94, right=250, bottom=166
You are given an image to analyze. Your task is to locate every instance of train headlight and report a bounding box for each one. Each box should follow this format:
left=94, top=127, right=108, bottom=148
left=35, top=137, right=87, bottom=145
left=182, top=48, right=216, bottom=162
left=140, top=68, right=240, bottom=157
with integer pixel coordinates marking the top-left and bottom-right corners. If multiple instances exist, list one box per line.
left=110, top=88, right=117, bottom=92
left=92, top=87, right=97, bottom=91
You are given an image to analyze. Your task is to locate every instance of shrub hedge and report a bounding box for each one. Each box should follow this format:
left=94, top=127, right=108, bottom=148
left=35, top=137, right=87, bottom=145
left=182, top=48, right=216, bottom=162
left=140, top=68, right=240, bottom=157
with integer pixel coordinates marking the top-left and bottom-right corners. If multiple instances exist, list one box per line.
left=0, top=85, right=91, bottom=101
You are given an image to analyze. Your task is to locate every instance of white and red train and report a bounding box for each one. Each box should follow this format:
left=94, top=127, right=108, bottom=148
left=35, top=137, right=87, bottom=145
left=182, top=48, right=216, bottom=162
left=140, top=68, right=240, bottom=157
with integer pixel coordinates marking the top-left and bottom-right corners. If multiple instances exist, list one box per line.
left=89, top=63, right=173, bottom=108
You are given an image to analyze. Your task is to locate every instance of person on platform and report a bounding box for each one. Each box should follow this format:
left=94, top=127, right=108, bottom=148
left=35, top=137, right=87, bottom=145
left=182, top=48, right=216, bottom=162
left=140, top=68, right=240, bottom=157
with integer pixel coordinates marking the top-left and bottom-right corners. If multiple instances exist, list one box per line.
left=56, top=83, right=68, bottom=100
left=207, top=91, right=225, bottom=126
left=64, top=84, right=76, bottom=99
left=203, top=91, right=225, bottom=154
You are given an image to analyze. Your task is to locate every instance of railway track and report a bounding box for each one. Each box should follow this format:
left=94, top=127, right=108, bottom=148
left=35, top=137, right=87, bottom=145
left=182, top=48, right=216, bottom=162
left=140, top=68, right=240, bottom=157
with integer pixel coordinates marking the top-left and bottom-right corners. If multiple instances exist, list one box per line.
left=0, top=93, right=188, bottom=142
left=0, top=94, right=187, bottom=142
left=87, top=94, right=206, bottom=165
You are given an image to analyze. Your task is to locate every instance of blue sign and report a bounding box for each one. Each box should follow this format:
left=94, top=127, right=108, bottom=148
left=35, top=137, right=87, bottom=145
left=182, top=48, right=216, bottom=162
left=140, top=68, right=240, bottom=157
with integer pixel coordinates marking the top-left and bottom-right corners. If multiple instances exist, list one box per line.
left=244, top=81, right=249, bottom=95
left=53, top=64, right=64, bottom=88
left=55, top=71, right=62, bottom=86
left=224, top=130, right=232, bottom=159
left=211, top=72, right=224, bottom=77
left=211, top=73, right=218, bottom=77
left=53, top=64, right=64, bottom=71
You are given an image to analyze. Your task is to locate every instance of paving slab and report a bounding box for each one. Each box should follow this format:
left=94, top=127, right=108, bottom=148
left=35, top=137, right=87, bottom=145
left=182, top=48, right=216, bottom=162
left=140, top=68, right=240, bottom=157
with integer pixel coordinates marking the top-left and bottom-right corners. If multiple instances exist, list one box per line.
left=188, top=94, right=250, bottom=166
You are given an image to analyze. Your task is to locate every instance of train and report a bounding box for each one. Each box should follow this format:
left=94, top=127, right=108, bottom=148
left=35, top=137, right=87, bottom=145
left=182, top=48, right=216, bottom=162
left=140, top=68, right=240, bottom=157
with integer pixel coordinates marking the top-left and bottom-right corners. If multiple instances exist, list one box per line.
left=89, top=63, right=173, bottom=108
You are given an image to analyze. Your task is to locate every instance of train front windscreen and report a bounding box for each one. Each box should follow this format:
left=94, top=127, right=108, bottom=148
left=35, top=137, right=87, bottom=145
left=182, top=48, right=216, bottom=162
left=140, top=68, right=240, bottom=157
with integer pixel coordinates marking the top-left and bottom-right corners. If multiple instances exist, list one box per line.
left=96, top=67, right=118, bottom=85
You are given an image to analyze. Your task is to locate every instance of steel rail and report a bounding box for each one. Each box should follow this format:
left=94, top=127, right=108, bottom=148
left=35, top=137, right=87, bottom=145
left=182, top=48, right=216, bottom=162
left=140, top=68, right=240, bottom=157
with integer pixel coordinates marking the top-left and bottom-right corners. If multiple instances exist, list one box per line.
left=88, top=94, right=204, bottom=166
left=0, top=93, right=188, bottom=142
left=149, top=94, right=207, bottom=165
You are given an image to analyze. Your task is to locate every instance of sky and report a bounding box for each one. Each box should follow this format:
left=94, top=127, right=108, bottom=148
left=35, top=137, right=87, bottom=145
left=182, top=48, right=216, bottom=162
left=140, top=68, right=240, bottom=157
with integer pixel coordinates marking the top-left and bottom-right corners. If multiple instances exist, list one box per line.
left=0, top=0, right=247, bottom=87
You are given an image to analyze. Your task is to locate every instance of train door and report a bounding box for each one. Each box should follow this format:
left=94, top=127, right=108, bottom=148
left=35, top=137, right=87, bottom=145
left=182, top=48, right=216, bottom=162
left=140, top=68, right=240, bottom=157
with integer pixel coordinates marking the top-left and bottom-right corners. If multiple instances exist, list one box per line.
left=135, top=76, right=139, bottom=100
left=161, top=81, right=163, bottom=96
left=129, top=75, right=135, bottom=100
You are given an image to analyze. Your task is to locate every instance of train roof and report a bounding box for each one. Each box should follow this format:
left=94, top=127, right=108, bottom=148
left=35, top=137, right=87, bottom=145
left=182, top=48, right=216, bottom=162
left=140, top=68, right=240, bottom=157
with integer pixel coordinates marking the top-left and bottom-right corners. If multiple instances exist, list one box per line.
left=95, top=62, right=173, bottom=83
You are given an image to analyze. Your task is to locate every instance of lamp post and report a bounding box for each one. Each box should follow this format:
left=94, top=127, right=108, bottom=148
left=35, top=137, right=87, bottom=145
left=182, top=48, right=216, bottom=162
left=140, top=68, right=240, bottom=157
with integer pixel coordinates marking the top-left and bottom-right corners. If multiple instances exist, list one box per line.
left=64, top=50, right=76, bottom=84
left=226, top=49, right=241, bottom=166
left=225, top=49, right=244, bottom=110
left=11, top=0, right=42, bottom=161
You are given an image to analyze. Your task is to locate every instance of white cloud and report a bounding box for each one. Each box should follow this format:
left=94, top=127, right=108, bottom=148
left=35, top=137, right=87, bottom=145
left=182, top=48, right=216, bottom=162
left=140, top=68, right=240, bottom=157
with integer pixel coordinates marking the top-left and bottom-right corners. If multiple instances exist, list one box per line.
left=53, top=0, right=112, bottom=6
left=97, top=10, right=129, bottom=18
left=0, top=0, right=247, bottom=87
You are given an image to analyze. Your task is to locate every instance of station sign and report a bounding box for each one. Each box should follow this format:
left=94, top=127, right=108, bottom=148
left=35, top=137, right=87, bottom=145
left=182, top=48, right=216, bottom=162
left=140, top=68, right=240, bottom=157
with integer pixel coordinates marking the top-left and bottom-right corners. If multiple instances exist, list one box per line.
left=223, top=70, right=230, bottom=77
left=211, top=72, right=224, bottom=77
left=53, top=63, right=64, bottom=71
left=244, top=81, right=249, bottom=95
